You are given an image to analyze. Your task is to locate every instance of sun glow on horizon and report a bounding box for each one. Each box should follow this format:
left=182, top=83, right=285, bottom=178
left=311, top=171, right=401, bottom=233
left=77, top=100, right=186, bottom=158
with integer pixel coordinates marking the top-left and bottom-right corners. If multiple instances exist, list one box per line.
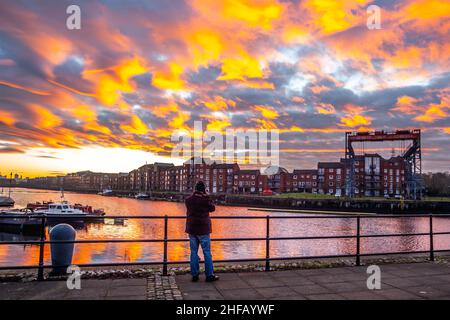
left=0, top=147, right=184, bottom=178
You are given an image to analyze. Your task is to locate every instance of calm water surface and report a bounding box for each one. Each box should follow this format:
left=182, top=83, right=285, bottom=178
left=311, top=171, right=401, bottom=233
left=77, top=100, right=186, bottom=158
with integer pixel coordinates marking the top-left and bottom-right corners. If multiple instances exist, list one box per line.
left=1, top=188, right=450, bottom=267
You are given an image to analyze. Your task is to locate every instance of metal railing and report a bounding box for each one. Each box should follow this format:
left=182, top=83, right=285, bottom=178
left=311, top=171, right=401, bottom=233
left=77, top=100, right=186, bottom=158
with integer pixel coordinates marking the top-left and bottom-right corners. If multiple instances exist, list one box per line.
left=0, top=213, right=450, bottom=281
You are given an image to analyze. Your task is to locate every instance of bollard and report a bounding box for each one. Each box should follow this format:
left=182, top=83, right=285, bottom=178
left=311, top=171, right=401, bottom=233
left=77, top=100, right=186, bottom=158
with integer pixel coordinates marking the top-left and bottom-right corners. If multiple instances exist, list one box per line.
left=49, top=224, right=76, bottom=276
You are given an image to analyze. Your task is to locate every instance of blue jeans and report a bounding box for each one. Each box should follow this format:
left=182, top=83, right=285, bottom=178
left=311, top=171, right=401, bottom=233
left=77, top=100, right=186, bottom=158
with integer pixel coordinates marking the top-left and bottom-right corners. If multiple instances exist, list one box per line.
left=189, top=234, right=214, bottom=277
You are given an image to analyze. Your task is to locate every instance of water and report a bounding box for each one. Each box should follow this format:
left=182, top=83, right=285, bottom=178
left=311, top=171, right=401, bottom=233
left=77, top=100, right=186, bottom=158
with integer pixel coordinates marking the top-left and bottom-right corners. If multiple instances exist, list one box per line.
left=1, top=188, right=450, bottom=267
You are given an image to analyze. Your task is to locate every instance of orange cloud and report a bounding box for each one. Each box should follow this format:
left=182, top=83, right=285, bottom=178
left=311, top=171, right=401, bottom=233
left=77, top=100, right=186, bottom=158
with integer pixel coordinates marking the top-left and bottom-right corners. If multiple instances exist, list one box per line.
left=393, top=96, right=419, bottom=115
left=303, top=0, right=369, bottom=35
left=203, top=96, right=236, bottom=111
left=120, top=115, right=150, bottom=135
left=193, top=0, right=283, bottom=30
left=339, top=104, right=372, bottom=128
left=152, top=63, right=186, bottom=90
left=414, top=105, right=447, bottom=122
left=188, top=30, right=224, bottom=67
left=403, top=0, right=450, bottom=21
left=72, top=105, right=111, bottom=135
left=206, top=118, right=231, bottom=131
left=218, top=53, right=264, bottom=81
left=29, top=104, right=62, bottom=128
left=151, top=102, right=180, bottom=118
left=315, top=103, right=336, bottom=115
left=169, top=112, right=190, bottom=129
left=0, top=80, right=50, bottom=96
left=0, top=110, right=15, bottom=126
left=85, top=57, right=147, bottom=107
left=254, top=105, right=278, bottom=119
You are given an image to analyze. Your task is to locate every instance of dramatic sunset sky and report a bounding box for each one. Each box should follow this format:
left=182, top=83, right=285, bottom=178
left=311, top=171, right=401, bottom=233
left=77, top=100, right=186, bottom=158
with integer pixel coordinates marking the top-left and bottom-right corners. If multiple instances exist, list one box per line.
left=0, top=0, right=449, bottom=177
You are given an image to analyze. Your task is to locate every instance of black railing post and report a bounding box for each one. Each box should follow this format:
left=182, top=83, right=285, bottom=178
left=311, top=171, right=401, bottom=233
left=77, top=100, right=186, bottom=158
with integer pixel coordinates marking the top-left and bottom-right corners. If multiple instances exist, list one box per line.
left=265, top=215, right=270, bottom=272
left=429, top=214, right=434, bottom=262
left=162, top=215, right=168, bottom=276
left=37, top=215, right=46, bottom=281
left=356, top=216, right=361, bottom=266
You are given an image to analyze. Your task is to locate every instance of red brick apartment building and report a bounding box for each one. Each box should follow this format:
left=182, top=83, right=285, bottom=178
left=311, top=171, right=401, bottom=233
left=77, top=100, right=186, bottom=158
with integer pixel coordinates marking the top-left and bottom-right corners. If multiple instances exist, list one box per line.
left=35, top=154, right=407, bottom=197
left=291, top=169, right=318, bottom=193
left=235, top=169, right=261, bottom=194
left=317, top=154, right=406, bottom=197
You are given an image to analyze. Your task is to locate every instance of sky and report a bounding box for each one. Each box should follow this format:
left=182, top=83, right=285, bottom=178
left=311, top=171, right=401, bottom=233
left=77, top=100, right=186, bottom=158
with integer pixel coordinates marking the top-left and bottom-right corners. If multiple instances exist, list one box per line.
left=0, top=0, right=449, bottom=178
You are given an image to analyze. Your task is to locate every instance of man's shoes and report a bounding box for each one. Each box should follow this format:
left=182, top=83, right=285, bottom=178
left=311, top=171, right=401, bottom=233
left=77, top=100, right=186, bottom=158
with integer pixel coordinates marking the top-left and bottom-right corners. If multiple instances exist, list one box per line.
left=192, top=275, right=199, bottom=282
left=205, top=275, right=219, bottom=282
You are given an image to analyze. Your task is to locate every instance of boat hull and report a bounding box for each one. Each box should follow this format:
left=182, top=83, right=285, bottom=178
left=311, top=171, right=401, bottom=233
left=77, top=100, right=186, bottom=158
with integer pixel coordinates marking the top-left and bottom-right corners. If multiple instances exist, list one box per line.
left=0, top=196, right=15, bottom=207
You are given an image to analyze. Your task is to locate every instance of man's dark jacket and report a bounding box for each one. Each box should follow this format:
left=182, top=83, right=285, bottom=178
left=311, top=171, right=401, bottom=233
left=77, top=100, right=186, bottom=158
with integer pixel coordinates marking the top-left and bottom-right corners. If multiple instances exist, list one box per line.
left=185, top=191, right=215, bottom=235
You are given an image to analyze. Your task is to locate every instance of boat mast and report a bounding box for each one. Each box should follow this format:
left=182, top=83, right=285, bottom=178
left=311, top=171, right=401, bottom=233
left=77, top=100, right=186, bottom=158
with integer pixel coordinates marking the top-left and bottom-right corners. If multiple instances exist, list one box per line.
left=8, top=172, right=12, bottom=198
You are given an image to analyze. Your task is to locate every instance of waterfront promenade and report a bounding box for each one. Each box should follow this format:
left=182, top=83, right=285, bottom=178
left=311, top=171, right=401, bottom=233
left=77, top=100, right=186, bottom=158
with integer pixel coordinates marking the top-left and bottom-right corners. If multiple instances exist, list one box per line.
left=1, top=261, right=450, bottom=300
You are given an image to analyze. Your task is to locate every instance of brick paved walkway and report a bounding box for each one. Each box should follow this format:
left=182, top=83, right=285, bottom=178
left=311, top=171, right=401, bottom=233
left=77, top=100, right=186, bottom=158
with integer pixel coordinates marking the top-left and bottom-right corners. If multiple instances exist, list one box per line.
left=177, top=262, right=450, bottom=300
left=1, top=262, right=450, bottom=300
left=0, top=272, right=181, bottom=300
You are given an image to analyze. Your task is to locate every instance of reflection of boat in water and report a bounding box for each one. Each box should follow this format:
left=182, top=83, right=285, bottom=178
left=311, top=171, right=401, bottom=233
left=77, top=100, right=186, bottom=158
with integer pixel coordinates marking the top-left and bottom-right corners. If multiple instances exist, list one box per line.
left=135, top=192, right=150, bottom=200
left=0, top=230, right=40, bottom=242
left=0, top=209, right=41, bottom=235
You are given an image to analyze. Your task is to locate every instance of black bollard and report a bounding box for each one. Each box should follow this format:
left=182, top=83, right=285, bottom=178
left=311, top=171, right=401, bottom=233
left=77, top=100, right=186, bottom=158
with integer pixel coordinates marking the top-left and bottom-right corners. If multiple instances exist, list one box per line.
left=49, top=224, right=76, bottom=276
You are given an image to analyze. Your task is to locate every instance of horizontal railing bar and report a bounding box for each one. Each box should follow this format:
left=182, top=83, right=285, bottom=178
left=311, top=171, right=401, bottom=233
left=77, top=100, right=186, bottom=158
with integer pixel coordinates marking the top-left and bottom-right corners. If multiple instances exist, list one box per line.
left=1, top=214, right=450, bottom=220
left=2, top=230, right=450, bottom=246
left=2, top=249, right=450, bottom=271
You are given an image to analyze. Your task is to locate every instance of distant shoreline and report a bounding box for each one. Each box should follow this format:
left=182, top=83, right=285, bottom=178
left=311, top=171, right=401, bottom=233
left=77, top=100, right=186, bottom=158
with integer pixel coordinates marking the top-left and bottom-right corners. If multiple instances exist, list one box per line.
left=7, top=186, right=450, bottom=215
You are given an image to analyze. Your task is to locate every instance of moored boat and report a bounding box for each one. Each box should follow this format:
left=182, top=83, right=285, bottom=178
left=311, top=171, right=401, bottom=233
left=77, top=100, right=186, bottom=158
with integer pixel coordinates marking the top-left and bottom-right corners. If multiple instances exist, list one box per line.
left=135, top=192, right=150, bottom=200
left=26, top=201, right=105, bottom=216
left=98, top=188, right=113, bottom=196
left=0, top=196, right=14, bottom=207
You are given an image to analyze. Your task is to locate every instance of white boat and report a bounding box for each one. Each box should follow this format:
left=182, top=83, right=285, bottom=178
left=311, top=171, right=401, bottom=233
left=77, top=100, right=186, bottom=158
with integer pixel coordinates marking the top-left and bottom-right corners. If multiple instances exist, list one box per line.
left=98, top=188, right=113, bottom=196
left=34, top=201, right=87, bottom=216
left=135, top=192, right=150, bottom=200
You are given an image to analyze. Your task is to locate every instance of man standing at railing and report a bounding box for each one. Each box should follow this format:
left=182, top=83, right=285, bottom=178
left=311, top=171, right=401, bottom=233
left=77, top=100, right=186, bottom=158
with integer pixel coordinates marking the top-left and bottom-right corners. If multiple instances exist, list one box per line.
left=185, top=181, right=219, bottom=282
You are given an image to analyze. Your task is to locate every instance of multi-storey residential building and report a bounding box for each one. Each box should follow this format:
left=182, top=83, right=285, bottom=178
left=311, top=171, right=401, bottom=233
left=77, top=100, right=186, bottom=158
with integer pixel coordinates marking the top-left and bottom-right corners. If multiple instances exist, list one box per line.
left=381, top=156, right=406, bottom=197
left=211, top=163, right=240, bottom=193
left=318, top=162, right=345, bottom=196
left=235, top=169, right=260, bottom=194
left=341, top=154, right=406, bottom=197
left=264, top=166, right=290, bottom=193
left=292, top=169, right=318, bottom=193
left=117, top=173, right=130, bottom=191
left=183, top=157, right=210, bottom=192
